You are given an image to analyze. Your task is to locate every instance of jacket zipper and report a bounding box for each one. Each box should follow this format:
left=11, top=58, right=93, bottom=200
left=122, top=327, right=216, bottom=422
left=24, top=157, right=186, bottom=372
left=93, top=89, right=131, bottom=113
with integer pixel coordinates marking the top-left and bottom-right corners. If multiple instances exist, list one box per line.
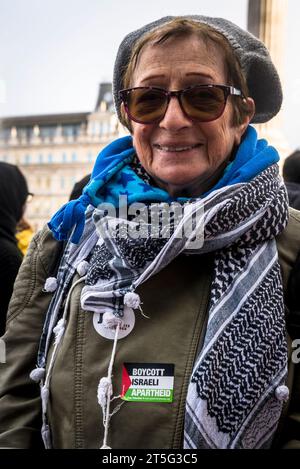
left=172, top=259, right=213, bottom=448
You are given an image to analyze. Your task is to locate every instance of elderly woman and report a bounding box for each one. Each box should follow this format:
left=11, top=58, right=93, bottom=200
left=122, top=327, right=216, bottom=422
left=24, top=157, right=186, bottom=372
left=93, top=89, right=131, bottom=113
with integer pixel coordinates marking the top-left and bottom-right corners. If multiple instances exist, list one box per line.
left=1, top=15, right=300, bottom=450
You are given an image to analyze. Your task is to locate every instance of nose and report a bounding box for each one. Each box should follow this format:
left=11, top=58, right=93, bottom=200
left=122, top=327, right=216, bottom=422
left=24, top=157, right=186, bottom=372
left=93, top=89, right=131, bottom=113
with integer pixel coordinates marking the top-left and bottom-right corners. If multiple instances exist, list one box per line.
left=159, top=95, right=192, bottom=130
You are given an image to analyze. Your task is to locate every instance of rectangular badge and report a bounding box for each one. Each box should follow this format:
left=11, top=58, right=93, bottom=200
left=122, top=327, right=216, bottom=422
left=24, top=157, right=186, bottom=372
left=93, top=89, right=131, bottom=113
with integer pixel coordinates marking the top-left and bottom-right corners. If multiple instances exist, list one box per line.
left=121, top=363, right=175, bottom=403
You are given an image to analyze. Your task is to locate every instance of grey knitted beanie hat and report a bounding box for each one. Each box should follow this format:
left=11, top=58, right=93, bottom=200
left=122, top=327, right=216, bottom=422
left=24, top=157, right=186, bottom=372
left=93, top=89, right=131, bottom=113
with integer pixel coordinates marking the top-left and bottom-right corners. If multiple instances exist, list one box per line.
left=113, top=15, right=282, bottom=124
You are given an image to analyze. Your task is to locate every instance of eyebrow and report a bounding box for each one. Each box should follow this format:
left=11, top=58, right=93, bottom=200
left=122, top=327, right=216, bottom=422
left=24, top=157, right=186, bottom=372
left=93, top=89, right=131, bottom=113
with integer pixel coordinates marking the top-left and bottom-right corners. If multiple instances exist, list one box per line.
left=139, top=72, right=214, bottom=84
left=185, top=72, right=214, bottom=80
left=139, top=74, right=166, bottom=84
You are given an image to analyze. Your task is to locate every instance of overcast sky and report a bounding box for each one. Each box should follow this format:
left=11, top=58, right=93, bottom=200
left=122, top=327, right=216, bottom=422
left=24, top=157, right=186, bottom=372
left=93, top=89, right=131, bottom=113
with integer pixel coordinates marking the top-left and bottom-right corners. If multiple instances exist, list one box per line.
left=0, top=0, right=299, bottom=150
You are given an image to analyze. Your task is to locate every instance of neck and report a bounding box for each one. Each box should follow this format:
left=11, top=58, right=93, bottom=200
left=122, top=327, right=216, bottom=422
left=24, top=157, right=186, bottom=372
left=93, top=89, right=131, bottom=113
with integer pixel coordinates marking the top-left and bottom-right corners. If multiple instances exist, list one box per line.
left=152, top=160, right=230, bottom=198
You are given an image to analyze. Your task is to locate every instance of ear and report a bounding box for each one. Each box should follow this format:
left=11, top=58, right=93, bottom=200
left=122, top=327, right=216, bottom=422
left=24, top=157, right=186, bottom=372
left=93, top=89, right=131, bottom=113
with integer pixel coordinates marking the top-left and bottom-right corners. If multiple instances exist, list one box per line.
left=120, top=102, right=127, bottom=125
left=234, top=97, right=256, bottom=145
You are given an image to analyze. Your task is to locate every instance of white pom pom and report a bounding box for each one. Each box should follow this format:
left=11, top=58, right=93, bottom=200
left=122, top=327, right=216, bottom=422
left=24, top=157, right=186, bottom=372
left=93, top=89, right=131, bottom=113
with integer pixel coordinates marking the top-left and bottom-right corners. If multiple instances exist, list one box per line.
left=43, top=277, right=58, bottom=293
left=53, top=318, right=66, bottom=334
left=97, top=377, right=112, bottom=407
left=275, top=385, right=289, bottom=402
left=77, top=260, right=90, bottom=276
left=53, top=318, right=66, bottom=345
left=29, top=367, right=45, bottom=382
left=124, top=292, right=141, bottom=309
left=102, top=312, right=122, bottom=328
left=41, top=385, right=50, bottom=414
left=41, top=423, right=52, bottom=449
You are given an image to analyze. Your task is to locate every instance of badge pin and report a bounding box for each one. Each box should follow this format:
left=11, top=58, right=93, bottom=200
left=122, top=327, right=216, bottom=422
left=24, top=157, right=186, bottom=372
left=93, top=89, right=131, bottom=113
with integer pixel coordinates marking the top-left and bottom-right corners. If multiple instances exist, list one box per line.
left=93, top=306, right=135, bottom=339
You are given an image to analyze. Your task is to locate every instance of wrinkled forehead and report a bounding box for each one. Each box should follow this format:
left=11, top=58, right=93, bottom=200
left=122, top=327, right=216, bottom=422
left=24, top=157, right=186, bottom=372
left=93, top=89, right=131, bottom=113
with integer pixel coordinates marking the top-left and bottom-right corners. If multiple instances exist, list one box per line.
left=131, top=33, right=228, bottom=86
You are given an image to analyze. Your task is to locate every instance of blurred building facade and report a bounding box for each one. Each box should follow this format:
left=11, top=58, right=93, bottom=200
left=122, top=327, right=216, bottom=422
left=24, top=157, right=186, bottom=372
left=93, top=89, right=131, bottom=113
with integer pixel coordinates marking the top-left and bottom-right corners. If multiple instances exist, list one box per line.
left=0, top=83, right=122, bottom=231
left=247, top=0, right=290, bottom=160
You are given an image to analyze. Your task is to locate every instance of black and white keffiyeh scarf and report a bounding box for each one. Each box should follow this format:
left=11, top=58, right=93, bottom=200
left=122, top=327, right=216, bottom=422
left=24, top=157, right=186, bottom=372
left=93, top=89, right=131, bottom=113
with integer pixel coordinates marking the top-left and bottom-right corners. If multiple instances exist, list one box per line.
left=81, top=165, right=289, bottom=449
left=38, top=128, right=290, bottom=449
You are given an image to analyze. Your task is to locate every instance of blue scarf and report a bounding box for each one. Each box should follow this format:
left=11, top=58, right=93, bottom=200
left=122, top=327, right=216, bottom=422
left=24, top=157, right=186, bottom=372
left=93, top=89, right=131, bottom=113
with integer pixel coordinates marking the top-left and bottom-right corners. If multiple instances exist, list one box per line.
left=48, top=125, right=279, bottom=244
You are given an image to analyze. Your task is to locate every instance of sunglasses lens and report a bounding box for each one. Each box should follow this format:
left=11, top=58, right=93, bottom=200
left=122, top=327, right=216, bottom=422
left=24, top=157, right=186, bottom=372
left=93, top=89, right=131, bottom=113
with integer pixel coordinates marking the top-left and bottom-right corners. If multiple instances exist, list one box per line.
left=182, top=86, right=226, bottom=121
left=126, top=88, right=167, bottom=123
left=122, top=85, right=229, bottom=124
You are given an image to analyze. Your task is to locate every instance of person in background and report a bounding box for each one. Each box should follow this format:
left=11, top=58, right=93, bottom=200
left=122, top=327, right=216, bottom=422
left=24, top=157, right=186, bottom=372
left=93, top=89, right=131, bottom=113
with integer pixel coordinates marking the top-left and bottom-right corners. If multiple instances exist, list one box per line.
left=283, top=150, right=300, bottom=210
left=1, top=16, right=300, bottom=450
left=16, top=216, right=34, bottom=256
left=69, top=174, right=91, bottom=201
left=282, top=150, right=300, bottom=343
left=0, top=162, right=31, bottom=336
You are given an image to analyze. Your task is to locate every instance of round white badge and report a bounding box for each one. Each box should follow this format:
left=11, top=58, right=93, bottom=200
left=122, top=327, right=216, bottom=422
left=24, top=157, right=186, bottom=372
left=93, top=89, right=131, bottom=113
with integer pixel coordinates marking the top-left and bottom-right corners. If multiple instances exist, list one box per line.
left=93, top=306, right=135, bottom=340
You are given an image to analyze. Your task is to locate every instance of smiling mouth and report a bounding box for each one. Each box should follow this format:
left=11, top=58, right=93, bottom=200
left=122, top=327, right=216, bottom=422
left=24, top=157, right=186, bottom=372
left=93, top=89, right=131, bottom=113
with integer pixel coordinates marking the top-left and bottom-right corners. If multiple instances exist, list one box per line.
left=153, top=143, right=202, bottom=153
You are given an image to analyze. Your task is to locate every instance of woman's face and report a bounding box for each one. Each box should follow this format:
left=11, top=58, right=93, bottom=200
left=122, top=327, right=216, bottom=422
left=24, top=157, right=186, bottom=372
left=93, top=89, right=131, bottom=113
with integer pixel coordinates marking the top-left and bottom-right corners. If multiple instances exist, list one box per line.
left=129, top=34, right=254, bottom=197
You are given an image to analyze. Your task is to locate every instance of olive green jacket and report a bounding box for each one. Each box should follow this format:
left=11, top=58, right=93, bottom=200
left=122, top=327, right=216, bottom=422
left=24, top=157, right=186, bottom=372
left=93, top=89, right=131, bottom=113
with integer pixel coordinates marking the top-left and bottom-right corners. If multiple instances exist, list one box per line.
left=0, top=208, right=300, bottom=449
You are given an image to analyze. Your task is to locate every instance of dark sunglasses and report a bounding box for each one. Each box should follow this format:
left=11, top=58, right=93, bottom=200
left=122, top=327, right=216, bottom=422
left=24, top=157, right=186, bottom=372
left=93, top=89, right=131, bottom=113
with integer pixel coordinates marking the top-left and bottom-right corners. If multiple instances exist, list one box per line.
left=119, top=84, right=244, bottom=125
